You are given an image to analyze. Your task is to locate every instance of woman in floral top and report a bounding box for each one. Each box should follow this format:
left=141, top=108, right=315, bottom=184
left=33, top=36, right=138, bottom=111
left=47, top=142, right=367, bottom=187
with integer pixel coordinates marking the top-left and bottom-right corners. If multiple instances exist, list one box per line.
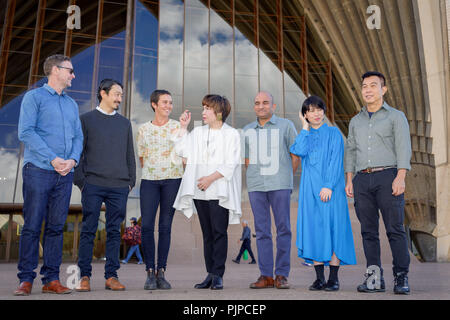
left=137, top=90, right=183, bottom=290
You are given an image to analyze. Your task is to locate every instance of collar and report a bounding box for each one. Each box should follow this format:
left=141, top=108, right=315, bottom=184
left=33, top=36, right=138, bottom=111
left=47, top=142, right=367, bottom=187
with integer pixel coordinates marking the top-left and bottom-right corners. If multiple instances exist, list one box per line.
left=254, top=114, right=278, bottom=128
left=43, top=83, right=66, bottom=96
left=361, top=101, right=391, bottom=116
left=96, top=105, right=117, bottom=116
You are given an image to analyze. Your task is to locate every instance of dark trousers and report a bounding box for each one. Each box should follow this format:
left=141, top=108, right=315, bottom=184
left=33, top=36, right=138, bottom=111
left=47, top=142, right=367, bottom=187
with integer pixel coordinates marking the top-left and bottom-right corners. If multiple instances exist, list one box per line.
left=18, top=163, right=73, bottom=284
left=194, top=200, right=229, bottom=278
left=140, top=178, right=181, bottom=271
left=78, top=183, right=129, bottom=279
left=353, top=169, right=410, bottom=275
left=236, top=239, right=256, bottom=262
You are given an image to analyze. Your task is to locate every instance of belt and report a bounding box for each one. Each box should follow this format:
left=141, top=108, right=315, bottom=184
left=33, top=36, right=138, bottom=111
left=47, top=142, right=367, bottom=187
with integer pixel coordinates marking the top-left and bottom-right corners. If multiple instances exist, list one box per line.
left=358, top=166, right=397, bottom=174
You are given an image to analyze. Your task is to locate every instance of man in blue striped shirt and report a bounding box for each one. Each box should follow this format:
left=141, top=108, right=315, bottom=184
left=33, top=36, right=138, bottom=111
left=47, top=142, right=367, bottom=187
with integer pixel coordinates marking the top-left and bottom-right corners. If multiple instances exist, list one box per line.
left=14, top=55, right=83, bottom=296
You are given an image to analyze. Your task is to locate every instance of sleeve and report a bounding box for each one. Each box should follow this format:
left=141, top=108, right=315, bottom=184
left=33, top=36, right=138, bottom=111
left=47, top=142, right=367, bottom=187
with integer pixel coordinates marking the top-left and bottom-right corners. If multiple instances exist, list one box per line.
left=170, top=128, right=191, bottom=159
left=289, top=129, right=310, bottom=157
left=216, top=129, right=241, bottom=181
left=136, top=125, right=146, bottom=158
left=286, top=120, right=298, bottom=151
left=393, top=112, right=412, bottom=171
left=18, top=92, right=57, bottom=164
left=323, top=129, right=345, bottom=191
left=69, top=104, right=84, bottom=163
left=127, top=122, right=137, bottom=188
left=344, top=118, right=357, bottom=173
left=73, top=116, right=87, bottom=189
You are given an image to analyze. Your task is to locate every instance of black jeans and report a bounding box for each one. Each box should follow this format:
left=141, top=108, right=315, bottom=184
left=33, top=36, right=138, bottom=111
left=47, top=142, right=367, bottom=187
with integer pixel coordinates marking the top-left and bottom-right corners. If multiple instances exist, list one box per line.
left=236, top=239, right=256, bottom=262
left=194, top=200, right=229, bottom=277
left=353, top=169, right=410, bottom=275
left=140, top=178, right=181, bottom=271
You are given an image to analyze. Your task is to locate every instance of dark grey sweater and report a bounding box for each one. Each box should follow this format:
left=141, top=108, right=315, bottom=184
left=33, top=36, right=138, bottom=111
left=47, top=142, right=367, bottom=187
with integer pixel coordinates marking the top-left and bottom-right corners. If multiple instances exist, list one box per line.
left=74, top=109, right=136, bottom=189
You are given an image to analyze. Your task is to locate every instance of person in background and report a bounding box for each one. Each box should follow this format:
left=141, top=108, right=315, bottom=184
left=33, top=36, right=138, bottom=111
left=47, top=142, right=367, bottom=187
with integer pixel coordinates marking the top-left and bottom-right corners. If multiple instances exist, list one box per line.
left=121, top=217, right=143, bottom=265
left=232, top=220, right=256, bottom=265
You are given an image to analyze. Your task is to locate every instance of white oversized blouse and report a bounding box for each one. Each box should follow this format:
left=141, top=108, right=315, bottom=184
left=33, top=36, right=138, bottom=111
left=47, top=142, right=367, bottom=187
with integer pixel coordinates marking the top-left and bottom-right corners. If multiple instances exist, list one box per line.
left=171, top=123, right=242, bottom=224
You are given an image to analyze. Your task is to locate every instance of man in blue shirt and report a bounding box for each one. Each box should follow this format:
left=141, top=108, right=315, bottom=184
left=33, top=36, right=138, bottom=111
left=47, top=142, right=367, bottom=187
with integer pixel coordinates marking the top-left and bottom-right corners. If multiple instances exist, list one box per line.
left=14, top=54, right=83, bottom=296
left=244, top=91, right=299, bottom=289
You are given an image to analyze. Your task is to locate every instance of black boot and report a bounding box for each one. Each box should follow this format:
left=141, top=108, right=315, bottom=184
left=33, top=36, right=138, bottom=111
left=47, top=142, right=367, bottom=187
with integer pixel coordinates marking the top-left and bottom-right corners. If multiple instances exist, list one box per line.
left=156, top=268, right=171, bottom=290
left=194, top=273, right=213, bottom=289
left=144, top=269, right=157, bottom=290
left=309, top=279, right=326, bottom=291
left=393, top=272, right=410, bottom=295
left=210, top=275, right=223, bottom=290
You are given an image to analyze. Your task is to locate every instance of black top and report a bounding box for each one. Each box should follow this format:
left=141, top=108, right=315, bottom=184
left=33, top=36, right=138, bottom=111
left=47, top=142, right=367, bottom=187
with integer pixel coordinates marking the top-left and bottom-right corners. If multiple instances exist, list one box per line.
left=74, top=109, right=136, bottom=189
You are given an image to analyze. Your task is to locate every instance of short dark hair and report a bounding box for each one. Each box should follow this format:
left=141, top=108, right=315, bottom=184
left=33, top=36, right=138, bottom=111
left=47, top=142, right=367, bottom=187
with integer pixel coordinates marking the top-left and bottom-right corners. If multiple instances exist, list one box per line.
left=362, top=71, right=386, bottom=87
left=150, top=89, right=172, bottom=111
left=97, top=79, right=123, bottom=102
left=301, top=95, right=326, bottom=117
left=202, top=94, right=231, bottom=122
left=43, top=54, right=71, bottom=76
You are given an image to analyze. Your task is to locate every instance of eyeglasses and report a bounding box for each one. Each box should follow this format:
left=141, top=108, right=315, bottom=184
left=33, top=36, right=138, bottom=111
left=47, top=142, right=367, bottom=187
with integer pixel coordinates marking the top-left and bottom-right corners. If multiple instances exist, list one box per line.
left=57, top=65, right=74, bottom=74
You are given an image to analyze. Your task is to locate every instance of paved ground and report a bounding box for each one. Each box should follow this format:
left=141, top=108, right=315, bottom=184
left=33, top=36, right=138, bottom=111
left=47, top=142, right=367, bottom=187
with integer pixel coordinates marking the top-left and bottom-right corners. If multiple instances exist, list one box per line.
left=1, top=260, right=449, bottom=300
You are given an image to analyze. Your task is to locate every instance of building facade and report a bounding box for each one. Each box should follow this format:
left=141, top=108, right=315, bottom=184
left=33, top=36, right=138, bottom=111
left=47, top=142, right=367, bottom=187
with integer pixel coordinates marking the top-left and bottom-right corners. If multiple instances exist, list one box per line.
left=0, top=0, right=449, bottom=262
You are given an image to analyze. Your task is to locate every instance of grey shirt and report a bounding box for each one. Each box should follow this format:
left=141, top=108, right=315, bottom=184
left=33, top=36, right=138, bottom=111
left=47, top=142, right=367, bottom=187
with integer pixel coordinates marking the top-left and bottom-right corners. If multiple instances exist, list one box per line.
left=244, top=114, right=297, bottom=192
left=344, top=102, right=412, bottom=173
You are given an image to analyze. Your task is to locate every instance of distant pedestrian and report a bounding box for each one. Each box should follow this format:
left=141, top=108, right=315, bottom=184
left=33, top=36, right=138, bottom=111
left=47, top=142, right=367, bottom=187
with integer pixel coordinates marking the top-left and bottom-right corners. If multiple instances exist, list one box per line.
left=232, top=220, right=256, bottom=264
left=121, top=218, right=143, bottom=265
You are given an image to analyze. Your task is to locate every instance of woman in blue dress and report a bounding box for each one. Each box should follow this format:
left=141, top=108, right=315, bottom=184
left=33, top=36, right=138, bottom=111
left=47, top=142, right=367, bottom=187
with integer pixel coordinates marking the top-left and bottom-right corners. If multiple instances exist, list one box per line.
left=290, top=96, right=356, bottom=292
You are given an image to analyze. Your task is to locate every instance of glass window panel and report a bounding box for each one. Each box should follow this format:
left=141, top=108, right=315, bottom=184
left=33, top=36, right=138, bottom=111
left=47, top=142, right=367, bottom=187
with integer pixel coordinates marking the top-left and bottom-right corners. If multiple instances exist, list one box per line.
left=259, top=52, right=283, bottom=117
left=0, top=148, right=19, bottom=203
left=159, top=0, right=184, bottom=117
left=234, top=0, right=258, bottom=130
left=0, top=93, right=23, bottom=125
left=209, top=5, right=233, bottom=109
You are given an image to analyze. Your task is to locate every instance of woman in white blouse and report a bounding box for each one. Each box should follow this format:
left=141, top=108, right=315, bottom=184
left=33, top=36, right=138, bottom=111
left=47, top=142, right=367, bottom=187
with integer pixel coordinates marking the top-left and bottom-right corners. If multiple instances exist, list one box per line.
left=172, top=94, right=242, bottom=290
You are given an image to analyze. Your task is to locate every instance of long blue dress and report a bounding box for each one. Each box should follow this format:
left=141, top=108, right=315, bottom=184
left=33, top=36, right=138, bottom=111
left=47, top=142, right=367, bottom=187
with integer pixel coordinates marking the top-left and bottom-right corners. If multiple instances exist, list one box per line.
left=290, top=123, right=356, bottom=265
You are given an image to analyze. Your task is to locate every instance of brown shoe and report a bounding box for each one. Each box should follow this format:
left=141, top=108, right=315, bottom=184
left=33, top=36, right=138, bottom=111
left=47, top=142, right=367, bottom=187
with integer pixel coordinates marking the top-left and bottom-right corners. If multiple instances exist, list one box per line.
left=13, top=281, right=32, bottom=296
left=75, top=276, right=90, bottom=292
left=275, top=275, right=290, bottom=289
left=249, top=275, right=274, bottom=289
left=105, top=277, right=126, bottom=291
left=42, top=280, right=72, bottom=294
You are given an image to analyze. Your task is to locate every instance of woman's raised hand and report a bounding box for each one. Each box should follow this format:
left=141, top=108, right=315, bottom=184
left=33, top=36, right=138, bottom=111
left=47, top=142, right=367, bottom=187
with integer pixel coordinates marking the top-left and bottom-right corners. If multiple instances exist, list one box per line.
left=299, top=110, right=310, bottom=131
left=180, top=110, right=191, bottom=130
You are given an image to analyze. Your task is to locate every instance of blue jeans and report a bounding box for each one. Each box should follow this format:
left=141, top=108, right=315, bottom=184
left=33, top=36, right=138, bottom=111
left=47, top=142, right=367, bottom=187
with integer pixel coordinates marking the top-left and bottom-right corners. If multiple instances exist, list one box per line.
left=18, top=163, right=73, bottom=284
left=140, top=179, right=181, bottom=271
left=77, top=183, right=129, bottom=279
left=248, top=190, right=292, bottom=278
left=123, top=244, right=143, bottom=263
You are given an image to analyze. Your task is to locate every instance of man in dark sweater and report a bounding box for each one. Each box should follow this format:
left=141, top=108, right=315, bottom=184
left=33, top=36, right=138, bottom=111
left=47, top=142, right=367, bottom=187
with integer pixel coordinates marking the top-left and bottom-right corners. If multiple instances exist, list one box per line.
left=232, top=220, right=256, bottom=264
left=74, top=79, right=136, bottom=292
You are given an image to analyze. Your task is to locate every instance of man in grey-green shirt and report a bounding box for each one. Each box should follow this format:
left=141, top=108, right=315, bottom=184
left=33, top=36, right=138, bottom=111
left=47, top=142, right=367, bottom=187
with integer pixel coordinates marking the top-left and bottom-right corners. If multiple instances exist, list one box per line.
left=243, top=91, right=299, bottom=290
left=344, top=71, right=411, bottom=295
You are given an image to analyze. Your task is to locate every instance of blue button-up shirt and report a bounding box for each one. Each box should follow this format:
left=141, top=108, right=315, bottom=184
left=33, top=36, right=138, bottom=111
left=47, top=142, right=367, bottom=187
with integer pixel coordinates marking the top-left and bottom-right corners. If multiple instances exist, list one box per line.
left=244, top=114, right=297, bottom=192
left=18, top=84, right=83, bottom=171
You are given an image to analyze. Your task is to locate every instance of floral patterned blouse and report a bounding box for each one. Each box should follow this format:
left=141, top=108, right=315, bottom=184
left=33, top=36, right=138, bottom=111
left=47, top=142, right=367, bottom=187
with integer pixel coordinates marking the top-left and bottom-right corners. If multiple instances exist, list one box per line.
left=137, top=119, right=183, bottom=180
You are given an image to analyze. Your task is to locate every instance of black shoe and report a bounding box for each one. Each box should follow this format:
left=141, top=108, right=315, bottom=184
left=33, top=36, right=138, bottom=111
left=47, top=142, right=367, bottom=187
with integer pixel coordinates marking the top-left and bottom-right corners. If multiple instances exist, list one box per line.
left=194, top=273, right=213, bottom=289
left=357, top=270, right=385, bottom=293
left=324, top=280, right=340, bottom=291
left=249, top=260, right=256, bottom=264
left=309, top=279, right=326, bottom=291
left=144, top=269, right=157, bottom=290
left=156, top=268, right=171, bottom=290
left=232, top=259, right=240, bottom=264
left=210, top=275, right=223, bottom=290
left=393, top=272, right=410, bottom=295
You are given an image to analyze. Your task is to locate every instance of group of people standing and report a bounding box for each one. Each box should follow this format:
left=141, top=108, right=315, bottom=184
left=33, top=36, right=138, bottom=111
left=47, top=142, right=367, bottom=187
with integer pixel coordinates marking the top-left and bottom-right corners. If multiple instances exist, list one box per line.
left=13, top=54, right=412, bottom=296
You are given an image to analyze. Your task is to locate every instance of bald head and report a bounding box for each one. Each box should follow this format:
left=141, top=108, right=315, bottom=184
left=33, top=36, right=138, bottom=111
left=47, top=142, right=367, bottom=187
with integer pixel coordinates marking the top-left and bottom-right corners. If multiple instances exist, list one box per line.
left=254, top=91, right=276, bottom=122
